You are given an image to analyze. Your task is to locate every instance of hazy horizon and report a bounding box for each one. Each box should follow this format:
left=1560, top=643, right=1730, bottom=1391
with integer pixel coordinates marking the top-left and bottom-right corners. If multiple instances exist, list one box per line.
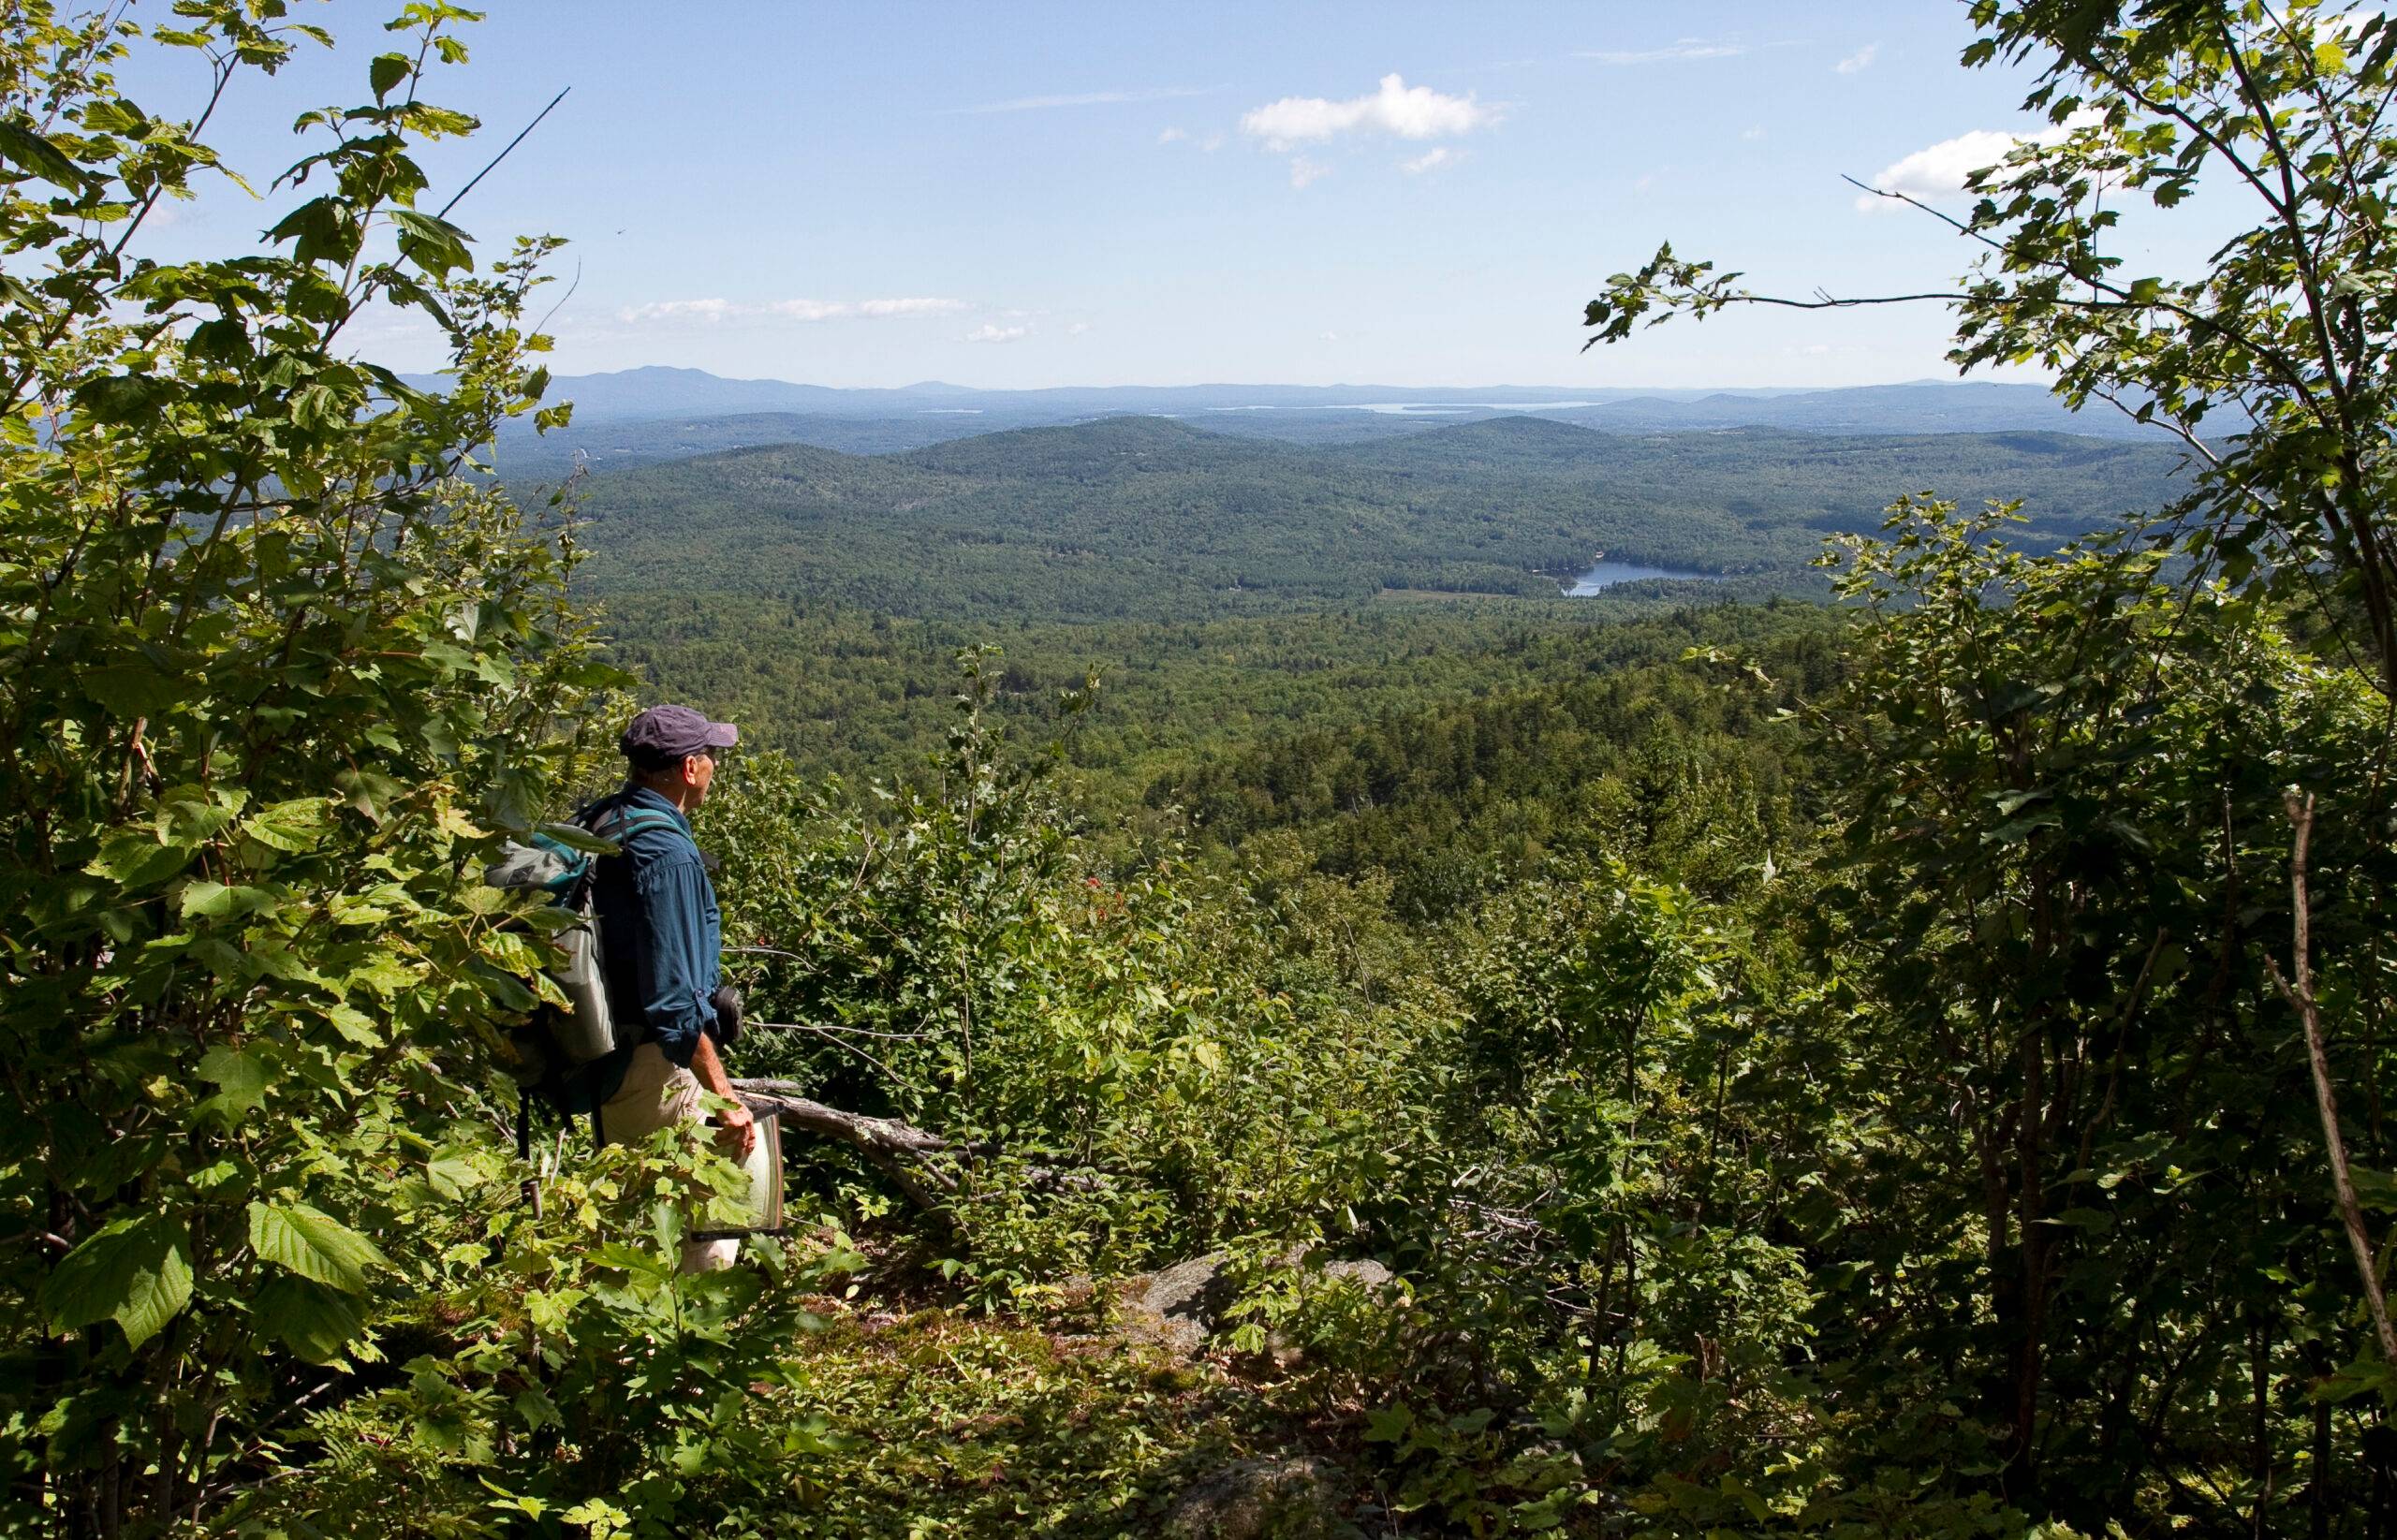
left=109, top=4, right=2243, bottom=392
left=532, top=364, right=2020, bottom=394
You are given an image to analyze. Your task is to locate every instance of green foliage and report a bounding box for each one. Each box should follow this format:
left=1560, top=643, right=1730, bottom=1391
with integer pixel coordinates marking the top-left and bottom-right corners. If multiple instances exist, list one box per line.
left=1587, top=1, right=2397, bottom=702
left=228, top=1128, right=852, bottom=1538
left=1790, top=496, right=2393, bottom=1527
left=704, top=653, right=1438, bottom=1300
left=603, top=594, right=1821, bottom=793
left=1141, top=606, right=1837, bottom=917
left=7, top=4, right=2395, bottom=1537
left=570, top=414, right=2187, bottom=624
left=0, top=6, right=613, bottom=1532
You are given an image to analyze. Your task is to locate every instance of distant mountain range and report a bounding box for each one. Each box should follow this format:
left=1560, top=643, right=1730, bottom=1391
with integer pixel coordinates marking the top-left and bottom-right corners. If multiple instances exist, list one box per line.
left=457, top=368, right=2184, bottom=487
left=471, top=366, right=1798, bottom=423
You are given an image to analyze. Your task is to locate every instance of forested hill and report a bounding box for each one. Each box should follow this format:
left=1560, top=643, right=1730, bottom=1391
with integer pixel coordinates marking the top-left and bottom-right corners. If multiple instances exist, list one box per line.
left=568, top=412, right=2193, bottom=623
left=478, top=374, right=2187, bottom=482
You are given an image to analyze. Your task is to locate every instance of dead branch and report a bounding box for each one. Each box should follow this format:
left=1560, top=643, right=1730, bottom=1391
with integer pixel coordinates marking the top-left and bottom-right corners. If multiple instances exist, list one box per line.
left=732, top=1080, right=956, bottom=1210
left=2263, top=791, right=2397, bottom=1369
left=729, top=1078, right=1112, bottom=1210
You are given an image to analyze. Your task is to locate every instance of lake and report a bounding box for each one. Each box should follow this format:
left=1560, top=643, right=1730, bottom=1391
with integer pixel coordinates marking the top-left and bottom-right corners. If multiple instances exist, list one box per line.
left=1562, top=559, right=1722, bottom=595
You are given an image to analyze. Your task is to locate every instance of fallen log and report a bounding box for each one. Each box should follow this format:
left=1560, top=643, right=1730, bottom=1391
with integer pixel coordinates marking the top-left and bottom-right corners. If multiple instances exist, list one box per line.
left=731, top=1079, right=954, bottom=1210
left=729, top=1078, right=1113, bottom=1210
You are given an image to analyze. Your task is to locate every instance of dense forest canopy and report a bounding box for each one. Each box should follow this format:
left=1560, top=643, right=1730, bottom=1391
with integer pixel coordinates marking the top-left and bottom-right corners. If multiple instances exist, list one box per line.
left=4, top=3, right=2395, bottom=1538
left=564, top=412, right=2192, bottom=622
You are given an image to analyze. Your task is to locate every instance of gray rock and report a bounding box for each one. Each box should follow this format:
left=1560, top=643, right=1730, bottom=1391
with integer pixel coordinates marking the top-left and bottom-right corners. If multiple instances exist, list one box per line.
left=1163, top=1456, right=1352, bottom=1540
left=1113, top=1251, right=1402, bottom=1357
left=1117, top=1250, right=1236, bottom=1355
left=1319, top=1257, right=1394, bottom=1290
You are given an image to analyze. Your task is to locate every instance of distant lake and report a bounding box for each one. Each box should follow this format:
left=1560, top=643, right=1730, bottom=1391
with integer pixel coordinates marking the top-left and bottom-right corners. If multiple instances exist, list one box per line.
left=1355, top=401, right=1604, bottom=416
left=1561, top=559, right=1723, bottom=595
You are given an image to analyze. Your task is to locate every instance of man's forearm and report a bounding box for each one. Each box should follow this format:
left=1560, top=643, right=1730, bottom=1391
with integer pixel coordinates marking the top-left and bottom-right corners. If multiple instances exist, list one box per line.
left=689, top=1030, right=737, bottom=1101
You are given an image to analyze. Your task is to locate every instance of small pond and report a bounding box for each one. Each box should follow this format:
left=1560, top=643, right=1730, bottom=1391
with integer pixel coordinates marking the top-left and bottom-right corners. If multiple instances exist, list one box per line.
left=1561, top=559, right=1725, bottom=595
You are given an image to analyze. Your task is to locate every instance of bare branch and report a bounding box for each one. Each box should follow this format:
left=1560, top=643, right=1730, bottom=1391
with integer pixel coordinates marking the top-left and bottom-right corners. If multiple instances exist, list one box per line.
left=2264, top=791, right=2397, bottom=1369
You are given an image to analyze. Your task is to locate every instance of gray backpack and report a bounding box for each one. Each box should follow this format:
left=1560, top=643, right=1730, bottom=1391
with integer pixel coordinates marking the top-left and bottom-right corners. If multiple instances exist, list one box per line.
left=483, top=803, right=684, bottom=1070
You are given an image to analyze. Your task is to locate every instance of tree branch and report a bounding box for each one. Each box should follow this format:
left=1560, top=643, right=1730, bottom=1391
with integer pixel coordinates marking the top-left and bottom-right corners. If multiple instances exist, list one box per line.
left=730, top=1079, right=1114, bottom=1212
left=2263, top=791, right=2397, bottom=1369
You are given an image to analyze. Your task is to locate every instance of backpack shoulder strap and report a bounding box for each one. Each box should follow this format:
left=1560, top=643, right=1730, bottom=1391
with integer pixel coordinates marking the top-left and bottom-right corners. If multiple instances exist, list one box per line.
left=604, top=807, right=686, bottom=848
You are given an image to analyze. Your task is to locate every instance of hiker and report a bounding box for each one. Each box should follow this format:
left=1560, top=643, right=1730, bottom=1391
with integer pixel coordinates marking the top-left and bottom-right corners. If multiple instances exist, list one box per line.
left=585, top=703, right=757, bottom=1272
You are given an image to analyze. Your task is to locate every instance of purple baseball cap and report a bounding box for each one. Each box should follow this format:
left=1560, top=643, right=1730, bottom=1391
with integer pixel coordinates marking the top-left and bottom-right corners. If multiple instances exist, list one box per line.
left=620, top=704, right=739, bottom=766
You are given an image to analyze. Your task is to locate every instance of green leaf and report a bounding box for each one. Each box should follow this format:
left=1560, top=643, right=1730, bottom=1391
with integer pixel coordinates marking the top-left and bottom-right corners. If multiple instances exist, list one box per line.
left=87, top=829, right=194, bottom=888
left=243, top=797, right=334, bottom=854
left=254, top=1274, right=369, bottom=1365
left=534, top=821, right=621, bottom=855
left=1985, top=810, right=2064, bottom=844
left=71, top=374, right=173, bottom=428
left=472, top=962, right=538, bottom=1012
left=198, top=1046, right=272, bottom=1119
left=180, top=881, right=275, bottom=919
left=390, top=209, right=473, bottom=277
left=248, top=1201, right=388, bottom=1295
left=514, top=1387, right=563, bottom=1431
left=425, top=1151, right=483, bottom=1199
left=334, top=768, right=408, bottom=824
left=268, top=196, right=356, bottom=264
left=80, top=661, right=182, bottom=720
left=369, top=51, right=413, bottom=102
left=0, top=117, right=88, bottom=189
left=40, top=1215, right=193, bottom=1348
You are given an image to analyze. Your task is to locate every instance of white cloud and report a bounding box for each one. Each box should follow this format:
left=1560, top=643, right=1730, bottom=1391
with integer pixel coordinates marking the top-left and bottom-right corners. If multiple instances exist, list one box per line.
left=619, top=298, right=741, bottom=324
left=1835, top=43, right=1878, bottom=74
left=963, top=323, right=1029, bottom=344
left=1856, top=111, right=2101, bottom=212
left=1741, top=125, right=1766, bottom=141
left=1400, top=146, right=1463, bottom=174
left=762, top=299, right=850, bottom=322
left=945, top=85, right=1210, bottom=115
left=1067, top=321, right=1092, bottom=336
left=1320, top=330, right=1341, bottom=343
left=851, top=297, right=966, bottom=317
left=620, top=296, right=966, bottom=325
left=1158, top=126, right=1189, bottom=143
left=1576, top=40, right=1743, bottom=65
left=1242, top=73, right=1494, bottom=149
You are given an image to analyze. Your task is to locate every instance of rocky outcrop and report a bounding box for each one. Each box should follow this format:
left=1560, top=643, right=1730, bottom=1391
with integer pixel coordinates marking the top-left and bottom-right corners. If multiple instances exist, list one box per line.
left=1162, top=1455, right=1353, bottom=1540
left=1112, top=1251, right=1400, bottom=1357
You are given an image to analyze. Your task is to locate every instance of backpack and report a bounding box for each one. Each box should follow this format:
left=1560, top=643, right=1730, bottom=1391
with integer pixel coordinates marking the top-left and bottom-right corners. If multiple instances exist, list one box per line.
left=483, top=800, right=686, bottom=1102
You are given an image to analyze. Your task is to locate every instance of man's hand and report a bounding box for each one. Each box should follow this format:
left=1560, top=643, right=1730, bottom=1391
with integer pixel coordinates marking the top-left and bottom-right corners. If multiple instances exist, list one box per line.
left=689, top=1031, right=757, bottom=1161
left=716, top=1100, right=757, bottom=1162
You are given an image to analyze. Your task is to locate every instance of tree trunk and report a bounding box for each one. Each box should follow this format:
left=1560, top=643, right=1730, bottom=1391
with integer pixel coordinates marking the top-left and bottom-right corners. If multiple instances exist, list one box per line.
left=2266, top=794, right=2397, bottom=1369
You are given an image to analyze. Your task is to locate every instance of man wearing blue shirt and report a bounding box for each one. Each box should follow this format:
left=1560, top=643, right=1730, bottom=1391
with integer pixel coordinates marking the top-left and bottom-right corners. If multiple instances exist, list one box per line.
left=586, top=704, right=756, bottom=1271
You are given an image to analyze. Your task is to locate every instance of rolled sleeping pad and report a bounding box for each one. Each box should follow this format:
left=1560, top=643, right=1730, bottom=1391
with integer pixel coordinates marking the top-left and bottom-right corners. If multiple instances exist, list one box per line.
left=691, top=1107, right=784, bottom=1241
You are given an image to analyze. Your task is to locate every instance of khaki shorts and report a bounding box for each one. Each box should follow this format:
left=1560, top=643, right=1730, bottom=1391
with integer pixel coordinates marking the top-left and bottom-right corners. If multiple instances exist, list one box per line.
left=598, top=1041, right=740, bottom=1274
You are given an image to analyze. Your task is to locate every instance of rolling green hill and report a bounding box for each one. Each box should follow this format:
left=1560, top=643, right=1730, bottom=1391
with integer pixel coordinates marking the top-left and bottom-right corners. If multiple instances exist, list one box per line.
left=569, top=413, right=2194, bottom=625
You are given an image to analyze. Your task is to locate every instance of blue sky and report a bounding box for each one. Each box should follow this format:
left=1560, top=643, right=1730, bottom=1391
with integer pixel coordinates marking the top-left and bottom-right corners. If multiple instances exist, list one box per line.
left=114, top=2, right=2238, bottom=389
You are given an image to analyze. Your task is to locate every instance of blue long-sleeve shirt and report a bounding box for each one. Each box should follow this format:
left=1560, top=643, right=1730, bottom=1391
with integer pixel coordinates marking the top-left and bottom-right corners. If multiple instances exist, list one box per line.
left=586, top=785, right=720, bottom=1071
